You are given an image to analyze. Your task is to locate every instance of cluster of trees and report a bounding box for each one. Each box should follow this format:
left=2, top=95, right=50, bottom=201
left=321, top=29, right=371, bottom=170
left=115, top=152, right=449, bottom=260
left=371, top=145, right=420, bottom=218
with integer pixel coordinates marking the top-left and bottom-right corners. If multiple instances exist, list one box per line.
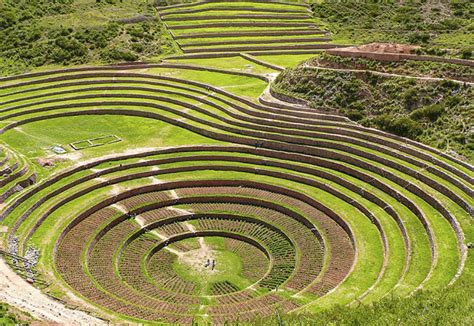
left=0, top=0, right=168, bottom=76
left=0, top=0, right=74, bottom=30
left=273, top=67, right=473, bottom=159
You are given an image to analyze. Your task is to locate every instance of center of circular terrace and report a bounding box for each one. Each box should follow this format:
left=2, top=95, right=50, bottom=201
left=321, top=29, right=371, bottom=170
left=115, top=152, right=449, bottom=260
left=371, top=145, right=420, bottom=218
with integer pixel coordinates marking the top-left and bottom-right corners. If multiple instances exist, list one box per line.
left=176, top=248, right=240, bottom=277
left=168, top=236, right=265, bottom=296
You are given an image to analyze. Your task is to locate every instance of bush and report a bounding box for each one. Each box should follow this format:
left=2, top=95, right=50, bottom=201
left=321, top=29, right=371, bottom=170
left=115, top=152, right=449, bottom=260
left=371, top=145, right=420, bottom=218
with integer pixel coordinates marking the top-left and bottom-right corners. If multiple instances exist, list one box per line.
left=445, top=95, right=462, bottom=108
left=103, top=48, right=138, bottom=62
left=55, top=36, right=87, bottom=56
left=348, top=101, right=365, bottom=111
left=410, top=104, right=445, bottom=122
left=131, top=43, right=145, bottom=53
left=460, top=48, right=472, bottom=59
left=0, top=303, right=24, bottom=325
left=408, top=32, right=431, bottom=44
left=0, top=9, right=17, bottom=29
left=372, top=114, right=423, bottom=139
left=403, top=88, right=419, bottom=110
left=346, top=110, right=364, bottom=121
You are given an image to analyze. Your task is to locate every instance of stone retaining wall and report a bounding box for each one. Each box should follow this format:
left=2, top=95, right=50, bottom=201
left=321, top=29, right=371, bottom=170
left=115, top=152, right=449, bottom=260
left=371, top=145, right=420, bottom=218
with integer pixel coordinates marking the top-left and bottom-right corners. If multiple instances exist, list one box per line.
left=171, top=21, right=316, bottom=29
left=163, top=14, right=311, bottom=21
left=174, top=29, right=327, bottom=39
left=180, top=37, right=332, bottom=48
left=327, top=49, right=474, bottom=67
left=160, top=7, right=307, bottom=16
left=183, top=43, right=342, bottom=54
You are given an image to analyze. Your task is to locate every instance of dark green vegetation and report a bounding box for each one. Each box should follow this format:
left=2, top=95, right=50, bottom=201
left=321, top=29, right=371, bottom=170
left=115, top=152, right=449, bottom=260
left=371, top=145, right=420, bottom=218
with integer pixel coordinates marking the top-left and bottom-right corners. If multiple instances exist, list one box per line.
left=273, top=59, right=474, bottom=160
left=311, top=0, right=473, bottom=57
left=0, top=0, right=174, bottom=76
left=0, top=303, right=29, bottom=325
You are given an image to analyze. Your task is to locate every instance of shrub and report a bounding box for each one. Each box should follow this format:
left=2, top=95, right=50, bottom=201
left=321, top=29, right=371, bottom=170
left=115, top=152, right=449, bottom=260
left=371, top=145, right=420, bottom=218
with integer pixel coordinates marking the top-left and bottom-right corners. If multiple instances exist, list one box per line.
left=445, top=95, right=462, bottom=108
left=408, top=32, right=431, bottom=44
left=131, top=43, right=144, bottom=53
left=410, top=104, right=445, bottom=122
left=348, top=101, right=365, bottom=111
left=403, top=88, right=419, bottom=110
left=0, top=9, right=17, bottom=29
left=460, top=48, right=472, bottom=59
left=372, top=114, right=423, bottom=139
left=346, top=110, right=364, bottom=121
left=103, top=48, right=138, bottom=62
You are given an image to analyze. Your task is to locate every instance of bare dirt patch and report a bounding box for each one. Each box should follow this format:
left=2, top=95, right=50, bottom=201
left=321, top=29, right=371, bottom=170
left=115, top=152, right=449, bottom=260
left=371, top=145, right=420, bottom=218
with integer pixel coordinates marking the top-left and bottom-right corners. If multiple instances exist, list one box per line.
left=178, top=247, right=218, bottom=275
left=0, top=258, right=102, bottom=324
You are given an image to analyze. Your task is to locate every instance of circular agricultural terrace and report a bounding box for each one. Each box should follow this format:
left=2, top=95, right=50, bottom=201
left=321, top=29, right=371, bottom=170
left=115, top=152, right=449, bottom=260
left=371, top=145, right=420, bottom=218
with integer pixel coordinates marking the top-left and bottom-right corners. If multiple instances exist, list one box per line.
left=0, top=0, right=472, bottom=325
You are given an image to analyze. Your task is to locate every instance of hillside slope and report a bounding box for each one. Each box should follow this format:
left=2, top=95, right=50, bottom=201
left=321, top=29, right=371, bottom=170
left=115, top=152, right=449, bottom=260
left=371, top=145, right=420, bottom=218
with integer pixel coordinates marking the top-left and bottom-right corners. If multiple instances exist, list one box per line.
left=273, top=54, right=474, bottom=162
left=0, top=0, right=175, bottom=76
left=311, top=0, right=473, bottom=58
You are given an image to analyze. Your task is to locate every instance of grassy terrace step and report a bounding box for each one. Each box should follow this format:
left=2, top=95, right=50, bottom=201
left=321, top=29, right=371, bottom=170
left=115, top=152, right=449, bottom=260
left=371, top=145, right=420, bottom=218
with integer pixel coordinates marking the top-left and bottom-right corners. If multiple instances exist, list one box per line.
left=0, top=147, right=35, bottom=203
left=170, top=26, right=321, bottom=36
left=167, top=22, right=317, bottom=29
left=0, top=148, right=456, bottom=292
left=160, top=7, right=309, bottom=16
left=0, top=52, right=471, bottom=323
left=176, top=35, right=332, bottom=45
left=172, top=29, right=328, bottom=39
left=159, top=1, right=311, bottom=14
left=0, top=73, right=470, bottom=207
left=162, top=14, right=314, bottom=22
left=179, top=37, right=332, bottom=47
left=159, top=0, right=336, bottom=55
left=181, top=44, right=341, bottom=54
left=0, top=128, right=466, bottom=320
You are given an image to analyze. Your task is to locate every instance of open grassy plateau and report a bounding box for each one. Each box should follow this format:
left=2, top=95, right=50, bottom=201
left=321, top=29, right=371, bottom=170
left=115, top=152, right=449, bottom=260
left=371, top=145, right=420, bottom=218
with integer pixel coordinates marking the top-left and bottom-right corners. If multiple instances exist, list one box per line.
left=0, top=0, right=473, bottom=325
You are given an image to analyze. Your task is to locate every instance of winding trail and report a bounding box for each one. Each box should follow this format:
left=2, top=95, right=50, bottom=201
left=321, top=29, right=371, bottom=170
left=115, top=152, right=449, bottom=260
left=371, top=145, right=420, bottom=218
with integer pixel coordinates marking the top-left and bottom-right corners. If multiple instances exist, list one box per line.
left=301, top=63, right=474, bottom=85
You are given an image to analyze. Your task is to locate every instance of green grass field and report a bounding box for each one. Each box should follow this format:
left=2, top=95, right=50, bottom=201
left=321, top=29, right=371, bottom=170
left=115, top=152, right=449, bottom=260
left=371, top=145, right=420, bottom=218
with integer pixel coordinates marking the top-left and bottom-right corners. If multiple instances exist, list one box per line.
left=0, top=0, right=472, bottom=325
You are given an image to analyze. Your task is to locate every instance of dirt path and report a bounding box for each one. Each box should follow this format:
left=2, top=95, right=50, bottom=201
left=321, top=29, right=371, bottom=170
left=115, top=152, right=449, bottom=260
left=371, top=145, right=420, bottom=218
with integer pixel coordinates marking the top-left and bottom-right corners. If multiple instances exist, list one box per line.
left=301, top=64, right=474, bottom=85
left=0, top=258, right=103, bottom=324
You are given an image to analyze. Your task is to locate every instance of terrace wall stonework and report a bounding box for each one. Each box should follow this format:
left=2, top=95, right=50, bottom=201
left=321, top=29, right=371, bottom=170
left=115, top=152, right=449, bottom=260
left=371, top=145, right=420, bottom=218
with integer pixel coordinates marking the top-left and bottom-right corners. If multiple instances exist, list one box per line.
left=326, top=49, right=474, bottom=67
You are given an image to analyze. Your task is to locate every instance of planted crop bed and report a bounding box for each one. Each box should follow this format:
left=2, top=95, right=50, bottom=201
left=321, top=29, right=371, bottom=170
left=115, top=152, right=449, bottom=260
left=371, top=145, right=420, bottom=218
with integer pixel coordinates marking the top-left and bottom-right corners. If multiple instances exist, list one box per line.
left=0, top=21, right=472, bottom=324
